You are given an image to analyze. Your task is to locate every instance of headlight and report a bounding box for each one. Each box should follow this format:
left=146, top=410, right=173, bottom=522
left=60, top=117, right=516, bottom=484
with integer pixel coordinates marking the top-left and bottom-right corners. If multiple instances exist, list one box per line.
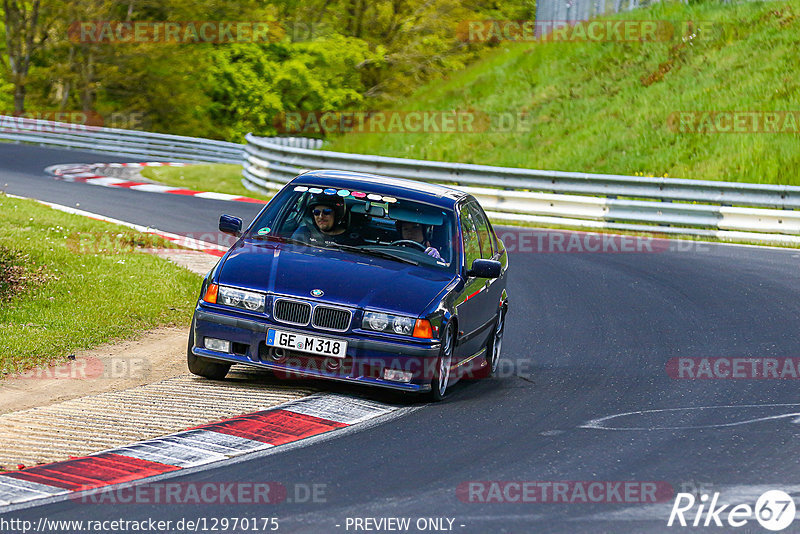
left=218, top=286, right=265, bottom=313
left=363, top=311, right=416, bottom=336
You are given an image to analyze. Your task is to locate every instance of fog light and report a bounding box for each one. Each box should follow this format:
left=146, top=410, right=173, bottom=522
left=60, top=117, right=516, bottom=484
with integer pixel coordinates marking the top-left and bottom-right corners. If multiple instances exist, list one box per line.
left=204, top=337, right=231, bottom=353
left=383, top=368, right=413, bottom=383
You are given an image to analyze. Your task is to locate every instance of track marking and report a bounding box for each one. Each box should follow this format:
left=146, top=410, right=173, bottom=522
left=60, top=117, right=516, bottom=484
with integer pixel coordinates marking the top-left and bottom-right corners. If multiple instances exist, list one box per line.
left=580, top=403, right=800, bottom=431
left=44, top=162, right=267, bottom=204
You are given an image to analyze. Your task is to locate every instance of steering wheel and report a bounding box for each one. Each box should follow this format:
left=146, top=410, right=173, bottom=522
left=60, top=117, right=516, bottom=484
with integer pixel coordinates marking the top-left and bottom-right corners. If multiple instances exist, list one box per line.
left=390, top=239, right=427, bottom=251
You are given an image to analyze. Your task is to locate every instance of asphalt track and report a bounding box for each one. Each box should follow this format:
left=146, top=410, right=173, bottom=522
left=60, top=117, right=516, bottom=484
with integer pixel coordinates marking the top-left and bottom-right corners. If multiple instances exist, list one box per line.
left=2, top=143, right=800, bottom=533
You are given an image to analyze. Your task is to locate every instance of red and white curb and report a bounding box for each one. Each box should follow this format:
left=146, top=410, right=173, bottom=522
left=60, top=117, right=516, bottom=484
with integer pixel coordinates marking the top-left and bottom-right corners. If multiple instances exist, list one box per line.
left=45, top=162, right=267, bottom=205
left=0, top=393, right=399, bottom=507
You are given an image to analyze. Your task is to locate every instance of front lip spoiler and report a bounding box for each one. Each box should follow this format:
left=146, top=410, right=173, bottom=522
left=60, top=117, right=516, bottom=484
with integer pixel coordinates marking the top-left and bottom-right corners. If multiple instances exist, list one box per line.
left=192, top=347, right=432, bottom=392
left=195, top=308, right=441, bottom=358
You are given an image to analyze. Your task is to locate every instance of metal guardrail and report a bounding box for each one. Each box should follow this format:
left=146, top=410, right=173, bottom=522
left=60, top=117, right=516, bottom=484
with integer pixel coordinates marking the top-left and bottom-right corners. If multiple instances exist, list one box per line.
left=0, top=114, right=244, bottom=163
left=3, top=113, right=797, bottom=245
left=242, top=133, right=800, bottom=245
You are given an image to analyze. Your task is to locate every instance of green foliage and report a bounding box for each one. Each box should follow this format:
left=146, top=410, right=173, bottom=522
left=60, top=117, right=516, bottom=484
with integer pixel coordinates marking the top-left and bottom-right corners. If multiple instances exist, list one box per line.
left=206, top=36, right=380, bottom=140
left=0, top=0, right=534, bottom=140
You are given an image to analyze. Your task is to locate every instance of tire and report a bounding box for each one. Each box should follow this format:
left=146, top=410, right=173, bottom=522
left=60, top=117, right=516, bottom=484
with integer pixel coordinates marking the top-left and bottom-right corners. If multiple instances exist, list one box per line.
left=471, top=306, right=505, bottom=380
left=186, top=317, right=231, bottom=380
left=485, top=306, right=505, bottom=378
left=429, top=322, right=455, bottom=401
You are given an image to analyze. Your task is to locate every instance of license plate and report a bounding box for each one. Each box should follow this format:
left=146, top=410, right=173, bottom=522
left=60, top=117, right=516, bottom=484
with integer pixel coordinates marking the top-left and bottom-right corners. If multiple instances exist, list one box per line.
left=266, top=329, right=347, bottom=358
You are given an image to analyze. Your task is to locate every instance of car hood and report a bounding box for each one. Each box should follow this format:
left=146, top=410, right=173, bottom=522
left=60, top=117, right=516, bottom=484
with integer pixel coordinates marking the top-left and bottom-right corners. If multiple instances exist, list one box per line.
left=217, top=241, right=455, bottom=315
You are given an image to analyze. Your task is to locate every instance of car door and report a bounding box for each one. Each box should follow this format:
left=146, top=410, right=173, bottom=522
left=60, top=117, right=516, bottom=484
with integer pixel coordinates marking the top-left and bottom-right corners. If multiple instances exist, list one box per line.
left=454, top=201, right=494, bottom=369
left=467, top=200, right=506, bottom=347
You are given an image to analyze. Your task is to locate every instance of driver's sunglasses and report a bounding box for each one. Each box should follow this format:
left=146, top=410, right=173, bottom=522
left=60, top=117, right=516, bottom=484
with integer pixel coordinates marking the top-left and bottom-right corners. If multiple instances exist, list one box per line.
left=312, top=208, right=334, bottom=216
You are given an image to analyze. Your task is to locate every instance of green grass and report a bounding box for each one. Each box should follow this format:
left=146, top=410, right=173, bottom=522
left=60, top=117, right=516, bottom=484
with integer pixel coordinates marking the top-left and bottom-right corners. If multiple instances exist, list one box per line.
left=327, top=0, right=800, bottom=185
left=139, top=164, right=273, bottom=201
left=0, top=194, right=201, bottom=377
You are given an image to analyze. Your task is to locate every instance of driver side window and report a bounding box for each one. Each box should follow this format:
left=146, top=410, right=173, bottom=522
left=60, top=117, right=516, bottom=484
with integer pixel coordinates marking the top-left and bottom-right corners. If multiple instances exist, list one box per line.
left=468, top=202, right=496, bottom=259
left=459, top=204, right=481, bottom=271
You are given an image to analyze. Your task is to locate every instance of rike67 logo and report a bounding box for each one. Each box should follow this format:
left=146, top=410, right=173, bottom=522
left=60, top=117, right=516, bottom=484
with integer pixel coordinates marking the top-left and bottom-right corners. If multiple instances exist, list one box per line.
left=668, top=490, right=796, bottom=531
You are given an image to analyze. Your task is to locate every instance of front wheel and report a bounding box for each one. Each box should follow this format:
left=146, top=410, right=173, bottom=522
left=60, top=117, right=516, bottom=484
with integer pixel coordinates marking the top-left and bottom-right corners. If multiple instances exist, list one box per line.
left=187, top=317, right=231, bottom=380
left=486, top=307, right=505, bottom=377
left=430, top=323, right=454, bottom=401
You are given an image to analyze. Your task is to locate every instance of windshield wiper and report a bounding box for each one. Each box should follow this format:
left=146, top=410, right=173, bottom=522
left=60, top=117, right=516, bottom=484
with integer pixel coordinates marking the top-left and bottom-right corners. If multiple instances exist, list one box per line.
left=330, top=244, right=419, bottom=266
left=248, top=235, right=419, bottom=265
left=248, top=235, right=310, bottom=247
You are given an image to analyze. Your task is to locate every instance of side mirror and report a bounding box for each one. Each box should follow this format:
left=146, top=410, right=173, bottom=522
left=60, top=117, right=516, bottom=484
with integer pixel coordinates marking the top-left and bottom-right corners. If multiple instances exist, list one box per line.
left=219, top=214, right=243, bottom=237
left=467, top=258, right=501, bottom=279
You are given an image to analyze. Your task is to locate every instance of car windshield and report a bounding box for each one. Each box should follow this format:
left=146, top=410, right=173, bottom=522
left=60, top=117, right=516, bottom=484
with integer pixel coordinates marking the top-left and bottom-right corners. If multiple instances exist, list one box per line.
left=246, top=184, right=457, bottom=271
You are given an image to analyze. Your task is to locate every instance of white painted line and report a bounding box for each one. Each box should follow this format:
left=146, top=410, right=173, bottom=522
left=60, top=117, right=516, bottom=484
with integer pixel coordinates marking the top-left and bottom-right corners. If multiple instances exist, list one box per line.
left=161, top=430, right=274, bottom=455
left=580, top=403, right=800, bottom=431
left=104, top=439, right=228, bottom=468
left=194, top=191, right=243, bottom=201
left=0, top=476, right=69, bottom=505
left=84, top=177, right=128, bottom=186
left=128, top=184, right=181, bottom=193
left=282, top=393, right=399, bottom=424
left=65, top=172, right=104, bottom=179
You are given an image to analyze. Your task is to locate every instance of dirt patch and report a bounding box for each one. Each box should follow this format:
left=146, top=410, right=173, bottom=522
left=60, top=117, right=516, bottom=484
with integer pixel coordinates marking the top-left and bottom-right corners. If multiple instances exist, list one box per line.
left=0, top=326, right=188, bottom=415
left=0, top=250, right=216, bottom=415
left=143, top=248, right=220, bottom=276
left=0, top=246, right=56, bottom=302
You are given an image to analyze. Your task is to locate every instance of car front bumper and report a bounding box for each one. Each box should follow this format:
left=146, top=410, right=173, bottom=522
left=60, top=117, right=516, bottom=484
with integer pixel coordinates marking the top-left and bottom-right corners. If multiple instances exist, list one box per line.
left=192, top=307, right=441, bottom=392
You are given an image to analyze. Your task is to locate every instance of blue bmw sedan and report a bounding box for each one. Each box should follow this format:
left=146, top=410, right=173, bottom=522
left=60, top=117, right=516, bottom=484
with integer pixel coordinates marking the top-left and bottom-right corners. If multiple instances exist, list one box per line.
left=188, top=170, right=509, bottom=400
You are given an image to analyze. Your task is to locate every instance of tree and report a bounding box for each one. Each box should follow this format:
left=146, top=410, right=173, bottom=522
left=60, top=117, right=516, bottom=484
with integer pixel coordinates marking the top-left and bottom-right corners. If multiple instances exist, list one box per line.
left=2, top=0, right=47, bottom=111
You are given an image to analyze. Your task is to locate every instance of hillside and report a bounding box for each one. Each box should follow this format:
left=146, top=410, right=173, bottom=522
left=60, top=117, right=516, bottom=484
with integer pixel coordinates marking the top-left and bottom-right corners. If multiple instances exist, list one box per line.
left=326, top=0, right=800, bottom=185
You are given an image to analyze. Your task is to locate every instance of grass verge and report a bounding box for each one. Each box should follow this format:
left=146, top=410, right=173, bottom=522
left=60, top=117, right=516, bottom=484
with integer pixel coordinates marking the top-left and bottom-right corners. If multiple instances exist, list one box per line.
left=139, top=163, right=273, bottom=201
left=0, top=194, right=201, bottom=377
left=326, top=0, right=800, bottom=185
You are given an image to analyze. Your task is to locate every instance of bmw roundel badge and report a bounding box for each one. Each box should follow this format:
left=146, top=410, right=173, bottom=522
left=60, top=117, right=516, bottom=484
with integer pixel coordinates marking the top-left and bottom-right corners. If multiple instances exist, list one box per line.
left=311, top=289, right=324, bottom=297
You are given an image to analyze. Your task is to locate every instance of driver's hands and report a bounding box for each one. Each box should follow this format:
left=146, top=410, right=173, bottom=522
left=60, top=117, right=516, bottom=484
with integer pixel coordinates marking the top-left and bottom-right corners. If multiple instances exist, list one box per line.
left=425, top=246, right=442, bottom=260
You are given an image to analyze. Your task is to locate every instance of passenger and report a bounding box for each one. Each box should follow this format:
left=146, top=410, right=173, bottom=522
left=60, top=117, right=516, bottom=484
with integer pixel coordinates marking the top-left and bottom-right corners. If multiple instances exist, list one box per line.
left=294, top=195, right=363, bottom=246
left=398, top=221, right=442, bottom=260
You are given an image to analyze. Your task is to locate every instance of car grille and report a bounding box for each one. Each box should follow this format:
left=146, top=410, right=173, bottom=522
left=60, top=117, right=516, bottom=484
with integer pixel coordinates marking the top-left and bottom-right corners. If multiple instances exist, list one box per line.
left=273, top=299, right=312, bottom=325
left=312, top=306, right=351, bottom=332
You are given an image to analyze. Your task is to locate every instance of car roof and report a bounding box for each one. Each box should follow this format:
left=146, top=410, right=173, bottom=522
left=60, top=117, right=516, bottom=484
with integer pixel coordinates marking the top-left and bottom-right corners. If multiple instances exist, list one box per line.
left=290, top=170, right=467, bottom=208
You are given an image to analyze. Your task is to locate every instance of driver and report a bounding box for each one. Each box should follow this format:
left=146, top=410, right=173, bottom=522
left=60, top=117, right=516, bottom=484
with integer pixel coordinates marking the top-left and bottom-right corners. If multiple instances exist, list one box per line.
left=398, top=221, right=442, bottom=260
left=293, top=194, right=363, bottom=246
